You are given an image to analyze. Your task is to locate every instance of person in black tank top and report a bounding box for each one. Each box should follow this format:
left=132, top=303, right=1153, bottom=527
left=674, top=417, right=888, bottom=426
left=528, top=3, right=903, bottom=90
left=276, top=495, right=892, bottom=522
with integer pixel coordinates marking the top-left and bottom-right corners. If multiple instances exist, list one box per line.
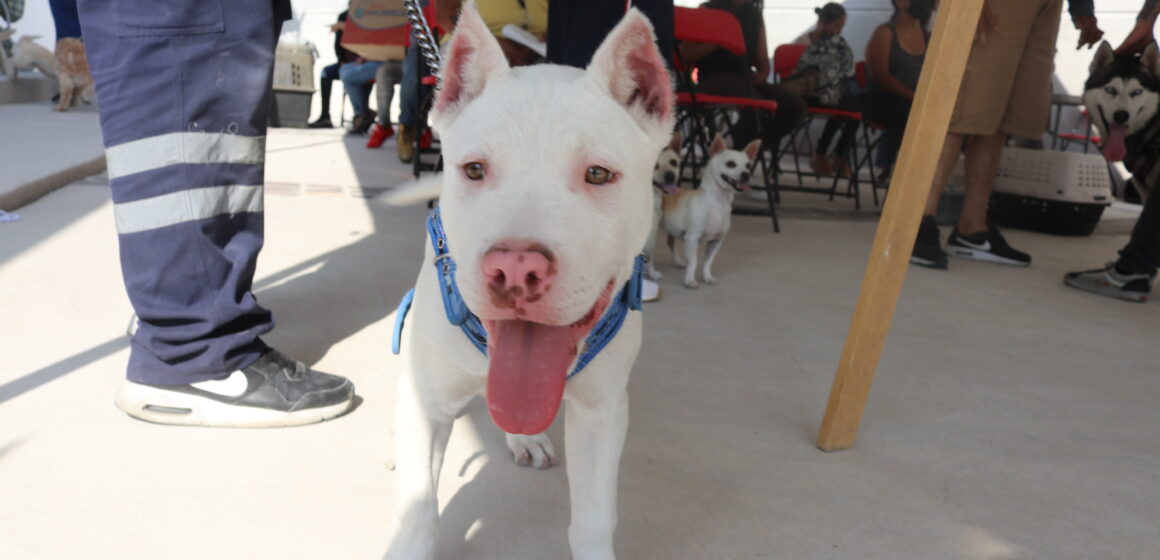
left=864, top=2, right=928, bottom=173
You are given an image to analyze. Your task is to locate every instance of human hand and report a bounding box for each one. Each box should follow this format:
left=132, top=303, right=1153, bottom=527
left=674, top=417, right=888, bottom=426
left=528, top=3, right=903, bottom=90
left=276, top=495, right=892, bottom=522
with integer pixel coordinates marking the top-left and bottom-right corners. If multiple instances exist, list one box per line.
left=1116, top=18, right=1156, bottom=54
left=330, top=22, right=344, bottom=33
left=1073, top=15, right=1104, bottom=50
left=977, top=0, right=998, bottom=44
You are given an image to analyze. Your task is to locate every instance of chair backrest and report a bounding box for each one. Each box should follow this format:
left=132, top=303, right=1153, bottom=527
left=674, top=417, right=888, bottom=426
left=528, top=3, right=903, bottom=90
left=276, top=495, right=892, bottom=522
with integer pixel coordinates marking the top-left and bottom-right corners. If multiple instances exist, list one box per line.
left=772, top=43, right=806, bottom=81
left=854, top=60, right=868, bottom=89
left=673, top=6, right=746, bottom=56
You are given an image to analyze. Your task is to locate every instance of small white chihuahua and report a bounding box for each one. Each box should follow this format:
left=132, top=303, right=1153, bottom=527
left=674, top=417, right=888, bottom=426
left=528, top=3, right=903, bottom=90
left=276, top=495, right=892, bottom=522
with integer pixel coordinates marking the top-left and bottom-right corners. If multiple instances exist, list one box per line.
left=661, top=133, right=760, bottom=288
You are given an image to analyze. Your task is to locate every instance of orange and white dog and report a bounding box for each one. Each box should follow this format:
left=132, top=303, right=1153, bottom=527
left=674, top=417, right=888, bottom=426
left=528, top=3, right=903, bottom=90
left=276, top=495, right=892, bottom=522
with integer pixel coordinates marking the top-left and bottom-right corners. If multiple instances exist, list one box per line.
left=53, top=37, right=94, bottom=111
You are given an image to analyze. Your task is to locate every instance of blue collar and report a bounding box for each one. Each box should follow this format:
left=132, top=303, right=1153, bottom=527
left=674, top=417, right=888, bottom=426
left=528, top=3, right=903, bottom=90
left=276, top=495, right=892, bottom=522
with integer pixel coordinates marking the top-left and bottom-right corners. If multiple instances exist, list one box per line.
left=392, top=208, right=643, bottom=379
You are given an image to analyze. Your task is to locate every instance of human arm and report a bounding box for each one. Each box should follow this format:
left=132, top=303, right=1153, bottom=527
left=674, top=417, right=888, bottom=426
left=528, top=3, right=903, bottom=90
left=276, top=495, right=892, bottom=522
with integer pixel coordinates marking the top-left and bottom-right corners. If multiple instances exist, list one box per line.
left=865, top=25, right=914, bottom=100
left=1118, top=0, right=1160, bottom=54
left=752, top=20, right=771, bottom=84
left=678, top=42, right=719, bottom=65
left=1068, top=0, right=1103, bottom=50
left=977, top=0, right=998, bottom=43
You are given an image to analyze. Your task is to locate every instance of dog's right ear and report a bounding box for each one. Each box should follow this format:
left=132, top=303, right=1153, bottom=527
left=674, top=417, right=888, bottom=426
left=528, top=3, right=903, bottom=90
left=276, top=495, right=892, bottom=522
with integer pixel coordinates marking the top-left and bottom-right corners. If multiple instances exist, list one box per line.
left=1090, top=41, right=1115, bottom=73
left=668, top=131, right=683, bottom=153
left=709, top=134, right=726, bottom=156
left=430, top=1, right=510, bottom=127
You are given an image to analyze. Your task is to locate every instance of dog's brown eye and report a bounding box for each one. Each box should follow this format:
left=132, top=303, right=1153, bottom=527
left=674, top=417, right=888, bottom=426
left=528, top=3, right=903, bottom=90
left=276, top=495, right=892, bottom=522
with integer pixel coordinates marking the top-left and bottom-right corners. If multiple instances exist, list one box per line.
left=586, top=166, right=614, bottom=185
left=463, top=162, right=485, bottom=181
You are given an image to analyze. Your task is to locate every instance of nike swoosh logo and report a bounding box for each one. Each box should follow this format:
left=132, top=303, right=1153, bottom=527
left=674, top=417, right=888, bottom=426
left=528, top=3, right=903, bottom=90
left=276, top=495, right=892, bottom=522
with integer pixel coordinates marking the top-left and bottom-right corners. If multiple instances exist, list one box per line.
left=955, top=238, right=991, bottom=251
left=191, top=370, right=249, bottom=397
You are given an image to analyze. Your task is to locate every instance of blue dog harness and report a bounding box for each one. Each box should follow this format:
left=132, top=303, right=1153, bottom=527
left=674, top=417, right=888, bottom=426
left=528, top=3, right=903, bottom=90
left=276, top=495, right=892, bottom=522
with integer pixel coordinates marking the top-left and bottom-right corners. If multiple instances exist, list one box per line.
left=392, top=208, right=644, bottom=379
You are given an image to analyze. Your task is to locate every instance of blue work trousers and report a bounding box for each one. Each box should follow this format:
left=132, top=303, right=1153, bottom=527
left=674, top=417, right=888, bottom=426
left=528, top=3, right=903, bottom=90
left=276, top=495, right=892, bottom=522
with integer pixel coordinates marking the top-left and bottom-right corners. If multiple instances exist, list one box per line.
left=78, top=0, right=286, bottom=384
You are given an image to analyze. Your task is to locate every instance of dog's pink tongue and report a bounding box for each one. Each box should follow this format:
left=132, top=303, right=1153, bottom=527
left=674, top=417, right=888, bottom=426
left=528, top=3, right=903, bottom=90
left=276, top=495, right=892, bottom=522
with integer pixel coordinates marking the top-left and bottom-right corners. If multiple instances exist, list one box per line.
left=1103, top=124, right=1128, bottom=162
left=486, top=320, right=577, bottom=435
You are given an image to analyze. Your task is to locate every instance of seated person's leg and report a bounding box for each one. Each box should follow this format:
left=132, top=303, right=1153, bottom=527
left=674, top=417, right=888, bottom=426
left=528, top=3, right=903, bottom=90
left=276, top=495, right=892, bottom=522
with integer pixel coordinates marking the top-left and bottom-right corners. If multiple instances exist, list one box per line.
left=310, top=63, right=341, bottom=127
left=374, top=60, right=403, bottom=126
left=754, top=82, right=807, bottom=153
left=340, top=61, right=378, bottom=130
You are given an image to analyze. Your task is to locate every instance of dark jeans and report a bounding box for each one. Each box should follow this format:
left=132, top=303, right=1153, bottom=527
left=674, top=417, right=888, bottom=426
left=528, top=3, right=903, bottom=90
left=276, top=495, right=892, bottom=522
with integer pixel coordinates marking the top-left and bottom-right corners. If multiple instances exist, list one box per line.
left=1117, top=188, right=1160, bottom=276
left=865, top=91, right=912, bottom=168
left=399, top=43, right=423, bottom=126
left=814, top=95, right=864, bottom=159
left=696, top=73, right=808, bottom=150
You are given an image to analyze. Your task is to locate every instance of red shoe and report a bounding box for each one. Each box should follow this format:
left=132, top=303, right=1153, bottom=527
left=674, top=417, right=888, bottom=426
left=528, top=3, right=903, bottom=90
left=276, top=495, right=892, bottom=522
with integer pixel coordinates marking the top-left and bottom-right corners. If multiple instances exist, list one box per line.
left=366, top=123, right=394, bottom=149
left=419, top=128, right=433, bottom=149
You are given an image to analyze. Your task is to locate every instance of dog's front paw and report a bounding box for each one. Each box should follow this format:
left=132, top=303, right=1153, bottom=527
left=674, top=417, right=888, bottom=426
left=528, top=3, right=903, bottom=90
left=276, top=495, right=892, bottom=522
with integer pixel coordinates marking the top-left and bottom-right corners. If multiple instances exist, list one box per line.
left=506, top=432, right=559, bottom=469
left=683, top=278, right=699, bottom=289
left=704, top=274, right=718, bottom=285
left=673, top=260, right=687, bottom=269
left=646, top=266, right=663, bottom=281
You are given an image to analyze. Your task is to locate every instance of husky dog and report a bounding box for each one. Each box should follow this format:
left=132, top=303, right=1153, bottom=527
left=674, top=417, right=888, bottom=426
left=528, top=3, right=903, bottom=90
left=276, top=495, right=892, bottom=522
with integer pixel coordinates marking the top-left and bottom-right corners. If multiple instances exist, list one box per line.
left=1084, top=41, right=1160, bottom=197
left=384, top=3, right=675, bottom=559
left=661, top=134, right=760, bottom=289
left=645, top=132, right=682, bottom=280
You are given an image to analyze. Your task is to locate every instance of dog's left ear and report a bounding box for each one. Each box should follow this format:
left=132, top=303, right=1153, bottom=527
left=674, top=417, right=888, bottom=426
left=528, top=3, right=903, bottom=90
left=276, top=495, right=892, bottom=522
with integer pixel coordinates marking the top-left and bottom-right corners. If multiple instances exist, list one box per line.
left=431, top=1, right=511, bottom=127
left=586, top=9, right=675, bottom=142
left=742, top=139, right=762, bottom=162
left=668, top=131, right=683, bottom=153
left=1142, top=43, right=1160, bottom=76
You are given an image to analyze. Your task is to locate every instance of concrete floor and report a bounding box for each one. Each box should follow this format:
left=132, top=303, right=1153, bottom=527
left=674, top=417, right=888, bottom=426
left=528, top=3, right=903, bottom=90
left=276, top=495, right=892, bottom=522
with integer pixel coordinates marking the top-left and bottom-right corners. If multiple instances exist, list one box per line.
left=2, top=127, right=1159, bottom=560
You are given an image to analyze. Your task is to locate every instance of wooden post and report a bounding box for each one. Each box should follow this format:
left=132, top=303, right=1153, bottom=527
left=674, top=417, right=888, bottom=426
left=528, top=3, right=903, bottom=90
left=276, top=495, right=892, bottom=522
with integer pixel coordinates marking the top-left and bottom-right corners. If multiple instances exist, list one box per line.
left=816, top=0, right=985, bottom=452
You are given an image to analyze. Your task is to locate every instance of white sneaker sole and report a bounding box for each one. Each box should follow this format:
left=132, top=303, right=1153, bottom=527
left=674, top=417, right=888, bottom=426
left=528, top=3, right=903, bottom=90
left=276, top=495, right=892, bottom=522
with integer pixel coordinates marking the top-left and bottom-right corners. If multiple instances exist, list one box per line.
left=115, top=380, right=353, bottom=428
left=948, top=246, right=1030, bottom=267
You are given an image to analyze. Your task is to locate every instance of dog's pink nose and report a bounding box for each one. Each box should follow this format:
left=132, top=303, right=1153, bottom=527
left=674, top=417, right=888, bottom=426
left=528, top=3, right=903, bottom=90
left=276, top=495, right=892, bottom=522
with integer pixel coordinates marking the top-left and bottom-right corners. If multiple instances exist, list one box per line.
left=482, top=243, right=556, bottom=305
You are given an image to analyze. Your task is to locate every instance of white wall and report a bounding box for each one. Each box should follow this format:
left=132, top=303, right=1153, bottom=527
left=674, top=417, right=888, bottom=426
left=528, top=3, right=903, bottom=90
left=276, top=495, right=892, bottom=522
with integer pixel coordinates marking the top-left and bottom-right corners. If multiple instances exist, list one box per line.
left=676, top=0, right=1147, bottom=96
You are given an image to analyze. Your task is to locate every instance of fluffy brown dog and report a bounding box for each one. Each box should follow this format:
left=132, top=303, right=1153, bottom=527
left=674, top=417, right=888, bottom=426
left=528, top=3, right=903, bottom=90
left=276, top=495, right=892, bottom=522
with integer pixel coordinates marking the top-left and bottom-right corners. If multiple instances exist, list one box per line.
left=54, top=38, right=93, bottom=112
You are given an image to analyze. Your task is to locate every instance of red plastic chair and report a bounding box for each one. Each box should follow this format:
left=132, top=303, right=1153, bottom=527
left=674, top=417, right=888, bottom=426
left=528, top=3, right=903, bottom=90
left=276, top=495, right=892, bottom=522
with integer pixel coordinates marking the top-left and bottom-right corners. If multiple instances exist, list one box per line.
left=673, top=5, right=780, bottom=231
left=772, top=44, right=877, bottom=209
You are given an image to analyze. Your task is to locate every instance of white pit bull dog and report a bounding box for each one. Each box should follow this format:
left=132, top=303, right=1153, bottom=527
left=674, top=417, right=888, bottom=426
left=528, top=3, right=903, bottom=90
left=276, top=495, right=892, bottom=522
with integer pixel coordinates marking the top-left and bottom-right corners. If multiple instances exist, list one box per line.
left=384, top=4, right=675, bottom=559
left=662, top=133, right=760, bottom=289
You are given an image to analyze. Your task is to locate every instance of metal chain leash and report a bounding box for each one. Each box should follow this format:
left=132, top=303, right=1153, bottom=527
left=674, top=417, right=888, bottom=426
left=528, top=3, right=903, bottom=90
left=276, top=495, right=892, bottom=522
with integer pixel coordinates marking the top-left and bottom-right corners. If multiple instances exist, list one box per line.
left=403, top=0, right=443, bottom=81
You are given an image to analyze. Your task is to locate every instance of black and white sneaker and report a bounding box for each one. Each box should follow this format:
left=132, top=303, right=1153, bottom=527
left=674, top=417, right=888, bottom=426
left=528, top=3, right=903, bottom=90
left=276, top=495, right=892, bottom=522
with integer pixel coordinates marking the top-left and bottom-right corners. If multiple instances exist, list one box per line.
left=946, top=226, right=1031, bottom=266
left=115, top=349, right=355, bottom=428
left=910, top=215, right=948, bottom=269
left=1064, top=262, right=1153, bottom=303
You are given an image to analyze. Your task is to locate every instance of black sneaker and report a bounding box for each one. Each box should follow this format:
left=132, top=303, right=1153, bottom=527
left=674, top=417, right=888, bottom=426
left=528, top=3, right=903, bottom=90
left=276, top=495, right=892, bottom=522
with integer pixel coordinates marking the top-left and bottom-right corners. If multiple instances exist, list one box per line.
left=308, top=116, right=333, bottom=129
left=946, top=226, right=1031, bottom=266
left=910, top=215, right=948, bottom=269
left=115, top=349, right=355, bottom=427
left=1064, top=262, right=1153, bottom=303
